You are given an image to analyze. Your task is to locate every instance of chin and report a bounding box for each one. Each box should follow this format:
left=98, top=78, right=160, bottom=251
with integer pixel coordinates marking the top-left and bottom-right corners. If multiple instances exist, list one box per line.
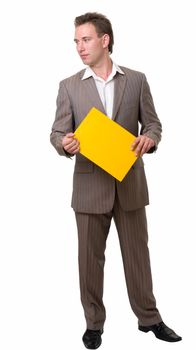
left=83, top=59, right=91, bottom=65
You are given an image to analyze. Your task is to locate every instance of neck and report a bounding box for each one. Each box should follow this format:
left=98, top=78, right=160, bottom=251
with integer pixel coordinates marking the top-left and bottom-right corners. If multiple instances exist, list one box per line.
left=90, top=56, right=113, bottom=81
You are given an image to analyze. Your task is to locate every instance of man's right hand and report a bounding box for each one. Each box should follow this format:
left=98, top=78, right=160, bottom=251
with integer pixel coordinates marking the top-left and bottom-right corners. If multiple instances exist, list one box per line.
left=62, top=133, right=80, bottom=155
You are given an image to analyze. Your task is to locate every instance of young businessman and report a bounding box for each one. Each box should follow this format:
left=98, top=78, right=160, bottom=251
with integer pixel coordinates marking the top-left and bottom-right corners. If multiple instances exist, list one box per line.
left=50, top=12, right=182, bottom=349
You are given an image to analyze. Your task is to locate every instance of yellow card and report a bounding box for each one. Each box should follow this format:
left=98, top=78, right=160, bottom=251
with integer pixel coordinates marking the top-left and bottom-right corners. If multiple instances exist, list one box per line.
left=74, top=107, right=138, bottom=181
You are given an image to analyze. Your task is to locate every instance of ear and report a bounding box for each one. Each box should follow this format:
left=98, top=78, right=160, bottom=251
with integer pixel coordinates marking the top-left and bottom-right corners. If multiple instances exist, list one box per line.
left=102, top=34, right=110, bottom=50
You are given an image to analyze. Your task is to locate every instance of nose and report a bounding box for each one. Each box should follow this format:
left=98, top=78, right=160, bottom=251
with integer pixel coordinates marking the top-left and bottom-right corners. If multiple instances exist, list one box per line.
left=77, top=41, right=85, bottom=53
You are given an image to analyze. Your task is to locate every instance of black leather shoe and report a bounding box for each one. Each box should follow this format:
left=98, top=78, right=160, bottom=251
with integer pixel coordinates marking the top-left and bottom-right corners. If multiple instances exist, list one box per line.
left=139, top=321, right=182, bottom=342
left=82, top=329, right=103, bottom=349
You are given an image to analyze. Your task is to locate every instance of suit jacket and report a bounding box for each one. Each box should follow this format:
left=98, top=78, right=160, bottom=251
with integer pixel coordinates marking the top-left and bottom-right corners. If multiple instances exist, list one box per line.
left=50, top=66, right=162, bottom=213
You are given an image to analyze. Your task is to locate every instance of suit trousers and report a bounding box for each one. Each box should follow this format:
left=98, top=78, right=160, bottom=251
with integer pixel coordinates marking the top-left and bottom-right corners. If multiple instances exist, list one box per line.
left=75, top=192, right=162, bottom=330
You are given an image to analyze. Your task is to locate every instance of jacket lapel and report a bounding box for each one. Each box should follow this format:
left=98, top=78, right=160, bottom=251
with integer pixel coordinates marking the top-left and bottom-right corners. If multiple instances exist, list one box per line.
left=79, top=74, right=106, bottom=114
left=112, top=73, right=127, bottom=120
left=78, top=69, right=127, bottom=120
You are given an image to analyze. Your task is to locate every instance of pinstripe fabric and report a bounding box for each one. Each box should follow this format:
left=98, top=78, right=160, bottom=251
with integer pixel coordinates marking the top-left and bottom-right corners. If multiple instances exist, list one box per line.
left=113, top=196, right=162, bottom=326
left=75, top=192, right=162, bottom=329
left=75, top=211, right=112, bottom=330
left=50, top=67, right=162, bottom=213
left=51, top=65, right=163, bottom=329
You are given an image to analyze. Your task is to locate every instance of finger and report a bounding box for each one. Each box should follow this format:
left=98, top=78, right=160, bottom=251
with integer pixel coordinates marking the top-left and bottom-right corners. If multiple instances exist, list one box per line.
left=62, top=136, right=73, bottom=147
left=141, top=139, right=155, bottom=155
left=64, top=139, right=77, bottom=151
left=63, top=139, right=74, bottom=149
left=140, top=140, right=151, bottom=156
left=135, top=138, right=146, bottom=156
left=64, top=136, right=79, bottom=146
left=67, top=140, right=80, bottom=153
left=71, top=146, right=80, bottom=154
left=66, top=132, right=75, bottom=138
left=69, top=145, right=80, bottom=154
left=141, top=139, right=155, bottom=156
left=131, top=137, right=141, bottom=150
left=62, top=133, right=75, bottom=145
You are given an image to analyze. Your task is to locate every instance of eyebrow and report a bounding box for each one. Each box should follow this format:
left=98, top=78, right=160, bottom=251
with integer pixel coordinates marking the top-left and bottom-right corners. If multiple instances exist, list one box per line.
left=74, top=36, right=91, bottom=42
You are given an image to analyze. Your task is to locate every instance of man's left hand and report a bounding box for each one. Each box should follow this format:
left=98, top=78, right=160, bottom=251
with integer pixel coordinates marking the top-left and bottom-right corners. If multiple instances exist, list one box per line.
left=131, top=135, right=155, bottom=157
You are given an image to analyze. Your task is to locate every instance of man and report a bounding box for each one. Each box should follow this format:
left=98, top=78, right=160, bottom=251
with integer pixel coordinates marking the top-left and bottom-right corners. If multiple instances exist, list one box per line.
left=50, top=12, right=182, bottom=349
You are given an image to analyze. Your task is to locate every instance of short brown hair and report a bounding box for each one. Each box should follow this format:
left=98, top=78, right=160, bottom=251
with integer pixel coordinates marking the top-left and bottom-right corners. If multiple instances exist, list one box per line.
left=74, top=12, right=114, bottom=54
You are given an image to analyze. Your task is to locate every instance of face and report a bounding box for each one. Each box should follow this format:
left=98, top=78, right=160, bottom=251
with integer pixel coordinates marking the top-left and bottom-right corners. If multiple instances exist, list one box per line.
left=74, top=23, right=109, bottom=67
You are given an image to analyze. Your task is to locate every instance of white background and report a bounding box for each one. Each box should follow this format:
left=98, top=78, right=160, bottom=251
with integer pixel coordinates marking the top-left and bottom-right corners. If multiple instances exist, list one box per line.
left=0, top=0, right=195, bottom=349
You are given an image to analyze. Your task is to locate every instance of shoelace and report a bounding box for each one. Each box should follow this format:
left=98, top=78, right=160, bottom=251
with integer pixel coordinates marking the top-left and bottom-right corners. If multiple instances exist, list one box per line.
left=157, top=322, right=164, bottom=332
left=156, top=322, right=173, bottom=335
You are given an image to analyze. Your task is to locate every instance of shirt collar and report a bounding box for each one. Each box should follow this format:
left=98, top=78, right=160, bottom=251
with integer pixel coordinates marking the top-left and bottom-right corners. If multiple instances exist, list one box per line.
left=81, top=62, right=124, bottom=81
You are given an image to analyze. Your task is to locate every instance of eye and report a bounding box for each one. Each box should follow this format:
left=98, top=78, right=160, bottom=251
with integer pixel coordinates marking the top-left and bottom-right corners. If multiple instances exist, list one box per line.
left=83, top=38, right=91, bottom=42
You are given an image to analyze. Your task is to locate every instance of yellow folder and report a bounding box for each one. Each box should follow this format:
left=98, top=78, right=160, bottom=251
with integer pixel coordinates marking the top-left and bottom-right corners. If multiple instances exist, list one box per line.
left=74, top=107, right=138, bottom=181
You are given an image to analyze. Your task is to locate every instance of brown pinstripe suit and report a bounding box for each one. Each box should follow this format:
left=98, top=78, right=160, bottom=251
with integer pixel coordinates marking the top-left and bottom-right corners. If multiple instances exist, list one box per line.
left=50, top=66, right=163, bottom=329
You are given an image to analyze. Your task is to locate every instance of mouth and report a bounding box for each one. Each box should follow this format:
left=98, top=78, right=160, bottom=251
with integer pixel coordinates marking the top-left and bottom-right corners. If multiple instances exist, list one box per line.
left=80, top=54, right=89, bottom=59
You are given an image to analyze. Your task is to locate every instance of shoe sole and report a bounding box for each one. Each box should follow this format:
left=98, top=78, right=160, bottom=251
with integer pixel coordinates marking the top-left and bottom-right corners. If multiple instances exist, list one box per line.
left=138, top=325, right=150, bottom=333
left=83, top=339, right=102, bottom=349
left=139, top=326, right=182, bottom=342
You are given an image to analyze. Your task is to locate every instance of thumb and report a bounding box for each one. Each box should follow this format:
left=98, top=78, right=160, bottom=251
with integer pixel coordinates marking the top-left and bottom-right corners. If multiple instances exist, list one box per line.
left=66, top=132, right=75, bottom=138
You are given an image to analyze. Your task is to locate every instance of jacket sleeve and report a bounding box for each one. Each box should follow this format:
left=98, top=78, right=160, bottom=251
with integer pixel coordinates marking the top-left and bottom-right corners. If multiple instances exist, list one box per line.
left=50, top=80, right=74, bottom=157
left=139, top=74, right=162, bottom=152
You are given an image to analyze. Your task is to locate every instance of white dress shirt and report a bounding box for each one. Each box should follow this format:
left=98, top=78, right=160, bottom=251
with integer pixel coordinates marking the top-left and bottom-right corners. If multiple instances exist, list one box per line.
left=81, top=62, right=124, bottom=119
